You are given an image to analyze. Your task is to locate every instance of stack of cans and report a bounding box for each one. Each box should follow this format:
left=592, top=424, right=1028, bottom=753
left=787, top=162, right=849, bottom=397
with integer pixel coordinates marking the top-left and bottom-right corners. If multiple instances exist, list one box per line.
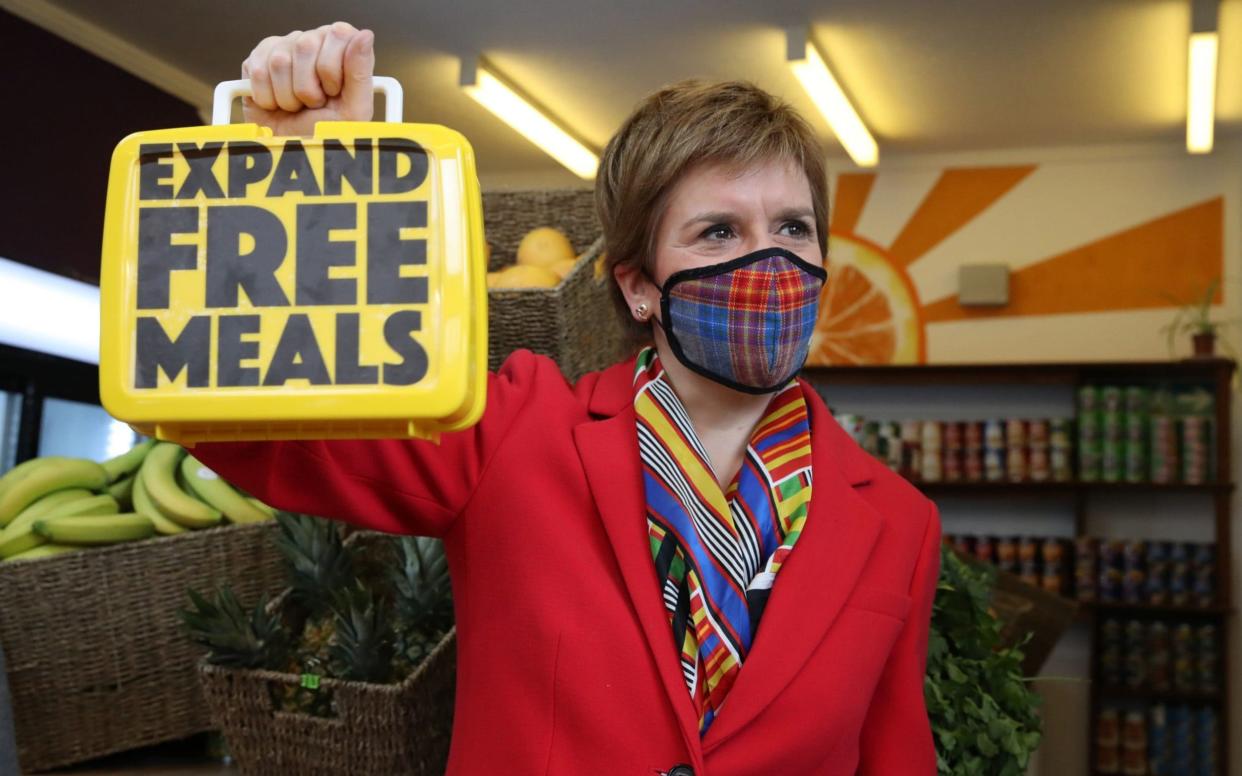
left=942, top=422, right=964, bottom=481
left=1078, top=539, right=1217, bottom=608
left=1076, top=536, right=1099, bottom=602
left=1121, top=710, right=1148, bottom=775
left=964, top=421, right=984, bottom=481
left=1124, top=387, right=1150, bottom=483
left=1098, top=539, right=1126, bottom=603
left=1122, top=540, right=1147, bottom=604
left=1149, top=391, right=1178, bottom=484
left=1097, top=707, right=1121, bottom=774
left=919, top=421, right=941, bottom=481
left=1027, top=419, right=1051, bottom=481
left=1195, top=707, right=1219, bottom=776
left=900, top=420, right=922, bottom=481
left=1149, top=705, right=1171, bottom=775
left=1181, top=415, right=1211, bottom=485
left=984, top=419, right=1006, bottom=482
left=1079, top=386, right=1104, bottom=481
left=1149, top=622, right=1172, bottom=692
left=945, top=533, right=1068, bottom=595
left=1050, top=418, right=1074, bottom=481
left=1100, top=704, right=1219, bottom=775
left=1005, top=418, right=1027, bottom=481
left=1178, top=388, right=1215, bottom=485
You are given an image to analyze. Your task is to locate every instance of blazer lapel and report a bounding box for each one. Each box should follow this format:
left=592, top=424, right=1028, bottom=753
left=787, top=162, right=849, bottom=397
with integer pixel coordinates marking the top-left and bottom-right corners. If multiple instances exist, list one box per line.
left=573, top=359, right=704, bottom=761
left=701, top=386, right=883, bottom=753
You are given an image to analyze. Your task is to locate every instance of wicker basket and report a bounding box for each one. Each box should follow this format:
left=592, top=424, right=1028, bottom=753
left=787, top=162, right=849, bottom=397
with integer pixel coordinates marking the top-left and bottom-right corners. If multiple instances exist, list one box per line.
left=0, top=521, right=284, bottom=772
left=196, top=531, right=456, bottom=776
left=483, top=189, right=631, bottom=381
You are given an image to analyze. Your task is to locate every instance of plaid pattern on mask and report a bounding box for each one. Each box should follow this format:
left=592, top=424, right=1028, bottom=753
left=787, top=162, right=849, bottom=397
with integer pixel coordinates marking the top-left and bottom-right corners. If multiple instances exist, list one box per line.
left=666, top=253, right=822, bottom=389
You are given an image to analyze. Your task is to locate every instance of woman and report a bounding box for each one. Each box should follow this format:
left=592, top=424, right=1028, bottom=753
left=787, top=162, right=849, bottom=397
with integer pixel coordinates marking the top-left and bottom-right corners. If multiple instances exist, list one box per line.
left=196, top=22, right=941, bottom=776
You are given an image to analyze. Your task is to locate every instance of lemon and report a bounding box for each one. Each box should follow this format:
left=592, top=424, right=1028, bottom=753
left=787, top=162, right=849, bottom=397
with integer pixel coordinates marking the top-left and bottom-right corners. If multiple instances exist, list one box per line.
left=489, top=264, right=561, bottom=289
left=517, top=227, right=575, bottom=269
left=550, top=258, right=579, bottom=280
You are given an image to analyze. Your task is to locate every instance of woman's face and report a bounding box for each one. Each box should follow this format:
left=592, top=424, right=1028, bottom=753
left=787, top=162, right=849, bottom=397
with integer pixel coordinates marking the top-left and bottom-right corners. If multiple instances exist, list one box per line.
left=616, top=157, right=823, bottom=314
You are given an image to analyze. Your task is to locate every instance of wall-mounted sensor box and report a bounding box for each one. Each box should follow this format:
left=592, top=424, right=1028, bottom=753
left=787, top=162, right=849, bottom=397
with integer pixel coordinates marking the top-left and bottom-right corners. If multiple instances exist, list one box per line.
left=958, top=264, right=1010, bottom=307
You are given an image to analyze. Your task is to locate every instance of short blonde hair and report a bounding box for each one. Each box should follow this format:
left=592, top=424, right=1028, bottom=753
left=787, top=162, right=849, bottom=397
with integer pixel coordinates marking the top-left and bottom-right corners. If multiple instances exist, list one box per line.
left=595, top=79, right=829, bottom=341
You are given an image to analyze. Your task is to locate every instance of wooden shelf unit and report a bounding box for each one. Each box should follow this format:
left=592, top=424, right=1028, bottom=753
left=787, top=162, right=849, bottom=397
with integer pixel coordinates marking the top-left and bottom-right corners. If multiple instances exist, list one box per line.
left=801, top=357, right=1235, bottom=776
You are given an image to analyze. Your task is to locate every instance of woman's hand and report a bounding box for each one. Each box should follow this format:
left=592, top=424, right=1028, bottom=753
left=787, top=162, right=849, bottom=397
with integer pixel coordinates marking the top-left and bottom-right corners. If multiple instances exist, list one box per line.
left=240, top=22, right=375, bottom=136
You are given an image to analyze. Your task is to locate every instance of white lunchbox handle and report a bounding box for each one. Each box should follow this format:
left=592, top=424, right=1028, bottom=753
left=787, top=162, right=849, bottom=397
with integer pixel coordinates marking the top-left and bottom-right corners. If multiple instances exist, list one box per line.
left=211, top=76, right=404, bottom=126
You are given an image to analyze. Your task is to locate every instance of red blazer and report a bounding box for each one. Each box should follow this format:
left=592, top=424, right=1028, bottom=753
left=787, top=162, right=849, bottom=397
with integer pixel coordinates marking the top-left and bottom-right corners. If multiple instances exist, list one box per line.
left=195, top=350, right=941, bottom=776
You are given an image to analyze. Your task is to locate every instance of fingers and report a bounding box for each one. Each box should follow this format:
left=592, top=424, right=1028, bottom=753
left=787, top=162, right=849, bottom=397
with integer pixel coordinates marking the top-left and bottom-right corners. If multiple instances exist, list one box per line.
left=240, top=23, right=371, bottom=117
left=340, top=29, right=376, bottom=120
left=243, top=34, right=283, bottom=111
left=316, top=21, right=357, bottom=97
left=267, top=31, right=301, bottom=112
left=292, top=30, right=326, bottom=108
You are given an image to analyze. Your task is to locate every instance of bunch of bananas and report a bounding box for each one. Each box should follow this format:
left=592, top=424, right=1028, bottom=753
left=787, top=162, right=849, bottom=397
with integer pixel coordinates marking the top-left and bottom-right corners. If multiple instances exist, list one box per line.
left=0, top=441, right=276, bottom=563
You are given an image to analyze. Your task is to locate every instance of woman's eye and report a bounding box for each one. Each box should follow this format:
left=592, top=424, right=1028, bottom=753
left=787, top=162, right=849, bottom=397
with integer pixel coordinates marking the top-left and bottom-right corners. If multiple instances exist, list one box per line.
left=780, top=220, right=812, bottom=239
left=702, top=224, right=734, bottom=241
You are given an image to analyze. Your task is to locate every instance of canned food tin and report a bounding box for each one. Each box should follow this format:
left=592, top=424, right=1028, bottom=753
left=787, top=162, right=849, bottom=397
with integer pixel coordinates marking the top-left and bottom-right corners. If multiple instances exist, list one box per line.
left=1027, top=418, right=1049, bottom=447
left=1042, top=537, right=1066, bottom=567
left=943, top=421, right=963, bottom=449
left=974, top=535, right=995, bottom=564
left=1005, top=445, right=1027, bottom=482
left=964, top=421, right=984, bottom=450
left=920, top=420, right=941, bottom=450
left=964, top=448, right=984, bottom=482
left=984, top=419, right=1005, bottom=449
left=984, top=447, right=1005, bottom=482
left=1078, top=385, right=1101, bottom=413
left=1125, top=386, right=1150, bottom=414
left=1049, top=417, right=1073, bottom=447
left=1050, top=446, right=1073, bottom=482
left=996, top=536, right=1019, bottom=572
left=1101, top=386, right=1124, bottom=413
left=1005, top=418, right=1026, bottom=447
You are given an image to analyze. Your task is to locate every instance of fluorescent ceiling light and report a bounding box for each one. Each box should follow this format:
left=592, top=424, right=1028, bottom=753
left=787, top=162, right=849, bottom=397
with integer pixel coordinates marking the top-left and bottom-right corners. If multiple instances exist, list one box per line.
left=460, top=59, right=599, bottom=179
left=787, top=27, right=878, bottom=167
left=0, top=257, right=100, bottom=364
left=1187, top=32, right=1218, bottom=154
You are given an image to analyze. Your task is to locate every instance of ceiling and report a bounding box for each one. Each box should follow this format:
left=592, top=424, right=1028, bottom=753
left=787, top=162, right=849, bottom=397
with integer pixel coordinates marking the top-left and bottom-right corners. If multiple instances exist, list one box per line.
left=28, top=0, right=1242, bottom=186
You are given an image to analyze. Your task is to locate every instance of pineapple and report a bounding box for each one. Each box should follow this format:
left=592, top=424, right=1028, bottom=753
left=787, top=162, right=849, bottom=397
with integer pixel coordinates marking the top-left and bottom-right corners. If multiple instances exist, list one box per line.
left=388, top=536, right=453, bottom=672
left=328, top=581, right=395, bottom=684
left=273, top=513, right=357, bottom=662
left=179, top=586, right=287, bottom=670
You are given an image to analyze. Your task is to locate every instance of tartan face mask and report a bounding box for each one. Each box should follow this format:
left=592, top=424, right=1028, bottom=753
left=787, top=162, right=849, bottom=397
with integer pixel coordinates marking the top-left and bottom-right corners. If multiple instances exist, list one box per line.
left=651, top=247, right=827, bottom=394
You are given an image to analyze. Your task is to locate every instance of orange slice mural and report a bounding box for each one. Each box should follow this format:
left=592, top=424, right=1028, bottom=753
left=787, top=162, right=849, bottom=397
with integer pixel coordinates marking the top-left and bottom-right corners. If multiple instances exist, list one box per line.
left=809, top=166, right=1225, bottom=365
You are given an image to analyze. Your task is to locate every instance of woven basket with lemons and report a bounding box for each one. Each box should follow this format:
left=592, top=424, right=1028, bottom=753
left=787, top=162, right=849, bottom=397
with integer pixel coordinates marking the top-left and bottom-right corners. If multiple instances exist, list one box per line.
left=480, top=190, right=627, bottom=381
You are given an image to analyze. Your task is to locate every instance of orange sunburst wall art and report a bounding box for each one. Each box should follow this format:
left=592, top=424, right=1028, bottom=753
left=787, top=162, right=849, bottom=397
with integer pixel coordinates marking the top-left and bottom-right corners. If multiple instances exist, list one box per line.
left=808, top=165, right=1225, bottom=365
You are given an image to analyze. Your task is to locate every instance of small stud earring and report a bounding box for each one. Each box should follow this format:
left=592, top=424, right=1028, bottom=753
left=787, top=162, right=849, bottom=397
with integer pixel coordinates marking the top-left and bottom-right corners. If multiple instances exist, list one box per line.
left=635, top=302, right=650, bottom=321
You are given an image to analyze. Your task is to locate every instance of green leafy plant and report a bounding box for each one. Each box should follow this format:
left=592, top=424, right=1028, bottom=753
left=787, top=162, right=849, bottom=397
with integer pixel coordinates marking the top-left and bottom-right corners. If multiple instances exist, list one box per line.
left=1159, top=278, right=1233, bottom=355
left=925, top=545, right=1042, bottom=776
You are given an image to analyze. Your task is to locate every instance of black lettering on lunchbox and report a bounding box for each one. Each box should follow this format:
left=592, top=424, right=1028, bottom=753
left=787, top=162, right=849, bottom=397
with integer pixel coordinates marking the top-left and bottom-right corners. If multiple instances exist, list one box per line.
left=217, top=314, right=261, bottom=387
left=382, top=310, right=428, bottom=386
left=378, top=138, right=429, bottom=194
left=323, top=139, right=373, bottom=196
left=263, top=314, right=331, bottom=386
left=138, top=144, right=175, bottom=200
left=205, top=206, right=290, bottom=308
left=296, top=203, right=357, bottom=305
left=129, top=137, right=439, bottom=391
left=267, top=140, right=322, bottom=197
left=227, top=142, right=273, bottom=198
left=135, top=316, right=210, bottom=388
left=334, top=312, right=379, bottom=384
left=367, top=201, right=428, bottom=305
left=175, top=142, right=225, bottom=199
left=137, top=207, right=198, bottom=309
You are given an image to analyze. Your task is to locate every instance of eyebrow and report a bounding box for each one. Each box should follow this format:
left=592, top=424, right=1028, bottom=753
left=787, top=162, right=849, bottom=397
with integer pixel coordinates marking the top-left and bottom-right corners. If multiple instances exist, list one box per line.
left=681, top=207, right=815, bottom=230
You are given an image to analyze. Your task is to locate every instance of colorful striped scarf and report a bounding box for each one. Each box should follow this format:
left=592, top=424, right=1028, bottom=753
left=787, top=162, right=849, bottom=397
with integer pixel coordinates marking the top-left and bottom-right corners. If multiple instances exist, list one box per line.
left=633, top=347, right=813, bottom=735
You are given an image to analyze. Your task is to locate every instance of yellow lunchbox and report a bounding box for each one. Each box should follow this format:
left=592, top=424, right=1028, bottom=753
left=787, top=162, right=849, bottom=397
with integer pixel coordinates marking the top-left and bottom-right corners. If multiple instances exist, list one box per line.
left=99, top=77, right=487, bottom=445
